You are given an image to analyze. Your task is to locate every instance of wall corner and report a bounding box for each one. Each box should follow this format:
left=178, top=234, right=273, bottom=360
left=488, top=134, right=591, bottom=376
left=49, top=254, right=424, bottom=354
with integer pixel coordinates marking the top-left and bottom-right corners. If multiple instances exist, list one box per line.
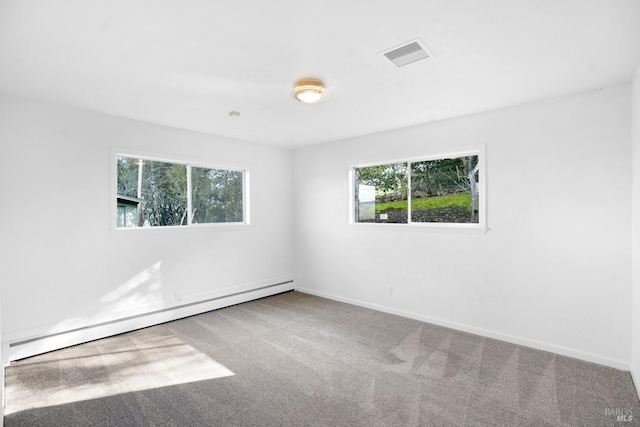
left=631, top=62, right=640, bottom=397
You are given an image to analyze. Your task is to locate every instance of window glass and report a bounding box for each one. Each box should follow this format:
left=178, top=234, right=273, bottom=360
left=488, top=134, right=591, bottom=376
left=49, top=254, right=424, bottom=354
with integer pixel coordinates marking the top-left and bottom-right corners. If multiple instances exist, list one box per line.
left=116, top=156, right=244, bottom=228
left=355, top=162, right=408, bottom=223
left=354, top=153, right=480, bottom=225
left=191, top=167, right=243, bottom=224
left=410, top=155, right=479, bottom=223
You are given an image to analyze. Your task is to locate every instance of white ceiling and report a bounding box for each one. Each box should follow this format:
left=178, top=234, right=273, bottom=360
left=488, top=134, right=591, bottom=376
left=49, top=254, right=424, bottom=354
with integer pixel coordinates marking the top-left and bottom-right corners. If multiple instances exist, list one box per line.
left=1, top=0, right=639, bottom=148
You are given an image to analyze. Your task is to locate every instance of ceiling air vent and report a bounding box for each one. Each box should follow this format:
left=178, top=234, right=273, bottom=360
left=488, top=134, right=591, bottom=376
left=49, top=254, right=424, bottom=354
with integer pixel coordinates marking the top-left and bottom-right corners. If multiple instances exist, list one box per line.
left=380, top=39, right=433, bottom=67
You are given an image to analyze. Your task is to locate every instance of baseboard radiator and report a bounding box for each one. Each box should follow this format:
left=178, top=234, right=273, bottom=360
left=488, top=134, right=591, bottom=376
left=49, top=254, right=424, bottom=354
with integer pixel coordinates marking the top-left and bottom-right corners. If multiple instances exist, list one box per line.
left=5, top=280, right=294, bottom=363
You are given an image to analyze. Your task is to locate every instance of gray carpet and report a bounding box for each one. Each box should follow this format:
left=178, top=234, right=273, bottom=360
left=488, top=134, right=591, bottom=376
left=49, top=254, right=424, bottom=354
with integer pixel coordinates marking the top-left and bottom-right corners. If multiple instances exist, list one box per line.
left=4, top=291, right=640, bottom=426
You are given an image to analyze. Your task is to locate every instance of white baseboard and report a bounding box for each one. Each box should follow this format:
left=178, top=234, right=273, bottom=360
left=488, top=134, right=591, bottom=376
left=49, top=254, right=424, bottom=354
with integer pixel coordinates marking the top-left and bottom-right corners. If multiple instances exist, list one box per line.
left=4, top=278, right=294, bottom=363
left=296, top=287, right=631, bottom=371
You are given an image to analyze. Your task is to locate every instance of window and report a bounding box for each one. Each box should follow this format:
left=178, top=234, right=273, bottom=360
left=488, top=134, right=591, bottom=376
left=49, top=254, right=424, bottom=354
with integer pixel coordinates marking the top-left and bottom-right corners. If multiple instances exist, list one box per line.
left=116, top=155, right=245, bottom=228
left=353, top=151, right=483, bottom=226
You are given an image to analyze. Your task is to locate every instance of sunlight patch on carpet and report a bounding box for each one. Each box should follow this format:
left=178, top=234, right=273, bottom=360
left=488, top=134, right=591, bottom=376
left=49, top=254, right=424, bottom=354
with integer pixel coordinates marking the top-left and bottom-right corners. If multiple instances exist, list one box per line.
left=4, top=333, right=234, bottom=415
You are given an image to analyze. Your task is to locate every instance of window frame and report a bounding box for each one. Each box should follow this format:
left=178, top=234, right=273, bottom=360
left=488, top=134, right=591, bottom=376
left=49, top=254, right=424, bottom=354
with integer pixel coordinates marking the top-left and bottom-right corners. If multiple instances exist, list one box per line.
left=348, top=146, right=487, bottom=233
left=111, top=148, right=250, bottom=231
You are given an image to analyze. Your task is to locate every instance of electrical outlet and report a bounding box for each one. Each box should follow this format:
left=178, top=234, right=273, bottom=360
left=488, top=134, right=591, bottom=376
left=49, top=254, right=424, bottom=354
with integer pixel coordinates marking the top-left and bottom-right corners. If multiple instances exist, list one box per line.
left=387, top=286, right=393, bottom=296
left=174, top=292, right=181, bottom=301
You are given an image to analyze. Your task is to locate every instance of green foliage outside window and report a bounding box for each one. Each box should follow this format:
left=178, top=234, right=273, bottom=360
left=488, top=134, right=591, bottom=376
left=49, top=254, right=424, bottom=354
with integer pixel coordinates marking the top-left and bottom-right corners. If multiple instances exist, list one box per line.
left=116, top=156, right=244, bottom=228
left=191, top=167, right=243, bottom=224
left=355, top=155, right=479, bottom=224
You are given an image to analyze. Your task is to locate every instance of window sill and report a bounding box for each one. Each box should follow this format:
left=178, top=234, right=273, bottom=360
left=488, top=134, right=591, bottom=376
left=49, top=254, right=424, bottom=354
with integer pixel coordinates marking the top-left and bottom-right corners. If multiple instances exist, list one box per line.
left=349, top=222, right=488, bottom=234
left=110, top=222, right=251, bottom=233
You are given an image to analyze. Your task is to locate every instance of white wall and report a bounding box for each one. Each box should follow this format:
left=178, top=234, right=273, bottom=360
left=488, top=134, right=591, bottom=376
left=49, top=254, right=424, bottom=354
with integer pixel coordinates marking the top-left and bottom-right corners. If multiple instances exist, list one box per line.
left=0, top=95, right=293, bottom=361
left=632, top=65, right=640, bottom=385
left=293, top=84, right=632, bottom=368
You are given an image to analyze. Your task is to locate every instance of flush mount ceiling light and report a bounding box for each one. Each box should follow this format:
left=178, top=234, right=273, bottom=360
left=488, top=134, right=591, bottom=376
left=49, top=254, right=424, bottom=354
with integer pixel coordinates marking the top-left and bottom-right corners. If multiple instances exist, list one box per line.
left=292, top=78, right=328, bottom=104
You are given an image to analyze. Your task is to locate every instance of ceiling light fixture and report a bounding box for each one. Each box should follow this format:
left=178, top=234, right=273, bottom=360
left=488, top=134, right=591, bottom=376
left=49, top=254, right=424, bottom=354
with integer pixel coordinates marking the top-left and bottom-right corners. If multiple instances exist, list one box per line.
left=292, top=78, right=328, bottom=104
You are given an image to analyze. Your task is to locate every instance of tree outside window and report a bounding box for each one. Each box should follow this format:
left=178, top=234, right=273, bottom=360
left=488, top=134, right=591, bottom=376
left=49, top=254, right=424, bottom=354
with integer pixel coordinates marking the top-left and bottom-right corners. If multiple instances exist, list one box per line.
left=116, top=156, right=245, bottom=228
left=354, top=154, right=480, bottom=224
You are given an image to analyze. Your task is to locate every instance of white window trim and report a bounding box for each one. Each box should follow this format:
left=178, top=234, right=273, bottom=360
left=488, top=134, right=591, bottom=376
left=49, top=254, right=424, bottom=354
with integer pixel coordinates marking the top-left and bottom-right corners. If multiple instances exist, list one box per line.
left=111, top=147, right=250, bottom=231
left=348, top=145, right=487, bottom=233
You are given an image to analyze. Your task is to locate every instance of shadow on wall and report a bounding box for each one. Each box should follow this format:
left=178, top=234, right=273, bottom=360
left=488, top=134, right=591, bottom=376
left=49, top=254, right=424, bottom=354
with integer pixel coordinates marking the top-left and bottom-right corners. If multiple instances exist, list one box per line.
left=50, top=261, right=165, bottom=335
left=6, top=262, right=172, bottom=361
